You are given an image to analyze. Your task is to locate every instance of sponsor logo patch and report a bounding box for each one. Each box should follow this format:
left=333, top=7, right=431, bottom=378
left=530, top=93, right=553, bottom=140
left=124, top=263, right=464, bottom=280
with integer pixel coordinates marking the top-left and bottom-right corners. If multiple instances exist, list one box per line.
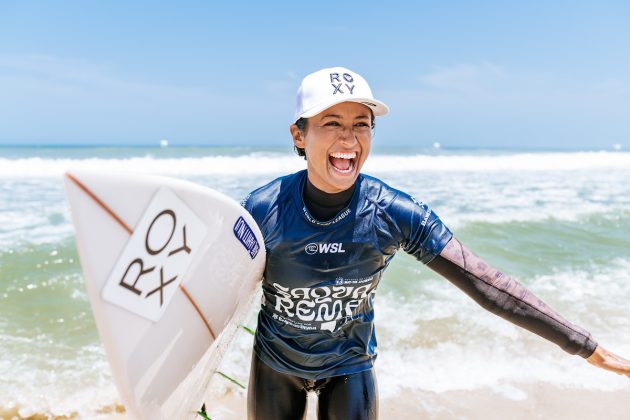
left=304, top=242, right=346, bottom=255
left=233, top=216, right=260, bottom=259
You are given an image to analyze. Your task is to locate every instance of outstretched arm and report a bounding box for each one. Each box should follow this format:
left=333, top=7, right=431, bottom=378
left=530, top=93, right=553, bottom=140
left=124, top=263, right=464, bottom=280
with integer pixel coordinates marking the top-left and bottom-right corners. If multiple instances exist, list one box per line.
left=428, top=237, right=630, bottom=378
left=428, top=236, right=596, bottom=357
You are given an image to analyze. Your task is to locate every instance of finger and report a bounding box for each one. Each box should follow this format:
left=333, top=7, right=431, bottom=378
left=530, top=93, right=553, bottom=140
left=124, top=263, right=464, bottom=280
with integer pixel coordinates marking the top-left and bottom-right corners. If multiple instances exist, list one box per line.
left=590, top=357, right=630, bottom=375
left=606, top=362, right=630, bottom=376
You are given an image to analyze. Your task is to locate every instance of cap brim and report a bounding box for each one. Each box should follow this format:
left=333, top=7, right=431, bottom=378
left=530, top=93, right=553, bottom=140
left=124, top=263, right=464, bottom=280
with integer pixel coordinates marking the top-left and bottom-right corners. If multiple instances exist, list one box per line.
left=298, top=97, right=389, bottom=120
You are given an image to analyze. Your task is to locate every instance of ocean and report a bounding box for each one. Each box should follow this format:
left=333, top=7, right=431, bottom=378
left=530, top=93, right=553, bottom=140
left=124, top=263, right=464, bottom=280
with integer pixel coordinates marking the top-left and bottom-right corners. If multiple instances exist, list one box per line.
left=1, top=146, right=629, bottom=419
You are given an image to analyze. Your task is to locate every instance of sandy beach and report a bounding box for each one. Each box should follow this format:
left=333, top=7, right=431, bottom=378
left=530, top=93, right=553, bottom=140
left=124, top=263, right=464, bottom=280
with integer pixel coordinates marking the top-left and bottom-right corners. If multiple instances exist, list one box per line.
left=3, top=381, right=629, bottom=419
left=200, top=382, right=630, bottom=420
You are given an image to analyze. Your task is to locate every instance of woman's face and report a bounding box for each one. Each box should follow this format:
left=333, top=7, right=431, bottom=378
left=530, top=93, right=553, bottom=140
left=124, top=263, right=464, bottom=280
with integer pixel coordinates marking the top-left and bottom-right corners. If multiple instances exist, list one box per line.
left=291, top=101, right=373, bottom=193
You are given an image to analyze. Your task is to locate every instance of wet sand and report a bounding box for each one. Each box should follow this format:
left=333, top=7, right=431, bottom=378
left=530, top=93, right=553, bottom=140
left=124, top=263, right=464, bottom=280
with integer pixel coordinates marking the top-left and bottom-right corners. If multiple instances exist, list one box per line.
left=201, top=382, right=630, bottom=420
left=11, top=381, right=626, bottom=419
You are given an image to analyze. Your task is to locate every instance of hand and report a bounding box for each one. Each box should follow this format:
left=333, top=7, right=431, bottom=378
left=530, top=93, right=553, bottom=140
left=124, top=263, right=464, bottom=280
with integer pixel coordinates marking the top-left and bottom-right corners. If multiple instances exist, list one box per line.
left=586, top=345, right=630, bottom=379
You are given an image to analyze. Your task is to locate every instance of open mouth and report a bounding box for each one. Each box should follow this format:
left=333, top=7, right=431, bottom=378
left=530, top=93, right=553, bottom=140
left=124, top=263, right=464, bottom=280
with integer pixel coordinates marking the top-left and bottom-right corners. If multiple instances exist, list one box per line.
left=329, top=151, right=357, bottom=174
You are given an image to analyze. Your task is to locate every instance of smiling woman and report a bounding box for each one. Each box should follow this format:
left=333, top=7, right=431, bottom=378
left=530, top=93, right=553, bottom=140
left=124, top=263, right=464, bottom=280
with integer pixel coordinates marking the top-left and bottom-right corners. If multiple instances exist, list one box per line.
left=289, top=67, right=385, bottom=193
left=240, top=67, right=630, bottom=420
left=291, top=102, right=374, bottom=193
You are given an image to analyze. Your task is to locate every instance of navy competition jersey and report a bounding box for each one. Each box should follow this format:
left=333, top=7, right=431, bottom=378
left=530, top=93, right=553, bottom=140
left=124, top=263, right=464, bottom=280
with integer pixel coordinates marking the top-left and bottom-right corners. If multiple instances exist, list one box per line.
left=242, top=170, right=452, bottom=379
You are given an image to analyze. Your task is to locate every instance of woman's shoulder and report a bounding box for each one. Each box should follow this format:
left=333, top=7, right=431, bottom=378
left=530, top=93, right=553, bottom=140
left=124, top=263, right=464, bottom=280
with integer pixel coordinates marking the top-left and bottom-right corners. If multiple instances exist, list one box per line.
left=359, top=173, right=435, bottom=220
left=241, top=170, right=304, bottom=221
left=359, top=173, right=407, bottom=206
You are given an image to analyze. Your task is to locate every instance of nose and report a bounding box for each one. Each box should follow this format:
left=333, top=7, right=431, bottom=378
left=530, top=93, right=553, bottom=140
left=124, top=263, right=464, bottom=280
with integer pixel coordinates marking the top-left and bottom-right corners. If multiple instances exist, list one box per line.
left=338, top=125, right=358, bottom=146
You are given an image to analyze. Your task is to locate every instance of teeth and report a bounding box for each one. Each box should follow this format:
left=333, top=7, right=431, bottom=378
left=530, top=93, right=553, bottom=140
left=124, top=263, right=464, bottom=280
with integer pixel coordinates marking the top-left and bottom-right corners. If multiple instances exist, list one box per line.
left=329, top=152, right=357, bottom=159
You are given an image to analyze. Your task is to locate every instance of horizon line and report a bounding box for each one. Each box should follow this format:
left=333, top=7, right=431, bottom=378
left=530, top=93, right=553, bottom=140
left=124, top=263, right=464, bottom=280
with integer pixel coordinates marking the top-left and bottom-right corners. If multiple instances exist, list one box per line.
left=0, top=143, right=625, bottom=153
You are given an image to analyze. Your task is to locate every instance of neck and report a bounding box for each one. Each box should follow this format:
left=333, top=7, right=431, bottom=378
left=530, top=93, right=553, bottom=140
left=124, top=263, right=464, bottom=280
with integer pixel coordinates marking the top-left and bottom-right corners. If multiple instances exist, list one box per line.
left=303, top=176, right=355, bottom=221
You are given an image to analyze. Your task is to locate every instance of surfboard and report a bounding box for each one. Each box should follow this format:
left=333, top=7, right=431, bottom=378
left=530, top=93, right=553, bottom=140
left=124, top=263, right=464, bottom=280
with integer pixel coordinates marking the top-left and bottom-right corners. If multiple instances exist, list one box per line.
left=63, top=170, right=265, bottom=420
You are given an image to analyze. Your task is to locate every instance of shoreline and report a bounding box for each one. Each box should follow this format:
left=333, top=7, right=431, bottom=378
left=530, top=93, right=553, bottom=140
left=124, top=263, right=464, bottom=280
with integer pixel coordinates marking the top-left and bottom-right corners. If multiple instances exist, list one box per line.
left=200, top=381, right=630, bottom=420
left=7, top=381, right=630, bottom=419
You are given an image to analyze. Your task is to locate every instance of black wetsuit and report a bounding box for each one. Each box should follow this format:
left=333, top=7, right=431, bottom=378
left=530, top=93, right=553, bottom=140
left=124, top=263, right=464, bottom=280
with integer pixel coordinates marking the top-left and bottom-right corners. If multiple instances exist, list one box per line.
left=242, top=170, right=597, bottom=420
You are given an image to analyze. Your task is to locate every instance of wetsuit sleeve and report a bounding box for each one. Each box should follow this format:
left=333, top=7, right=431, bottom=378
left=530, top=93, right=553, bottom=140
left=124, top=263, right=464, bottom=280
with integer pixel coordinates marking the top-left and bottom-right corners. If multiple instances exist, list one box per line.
left=427, top=237, right=598, bottom=359
left=389, top=192, right=452, bottom=264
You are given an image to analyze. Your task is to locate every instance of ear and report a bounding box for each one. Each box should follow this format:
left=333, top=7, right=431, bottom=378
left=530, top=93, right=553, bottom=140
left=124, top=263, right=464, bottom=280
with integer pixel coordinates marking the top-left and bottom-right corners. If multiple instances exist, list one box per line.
left=290, top=124, right=305, bottom=149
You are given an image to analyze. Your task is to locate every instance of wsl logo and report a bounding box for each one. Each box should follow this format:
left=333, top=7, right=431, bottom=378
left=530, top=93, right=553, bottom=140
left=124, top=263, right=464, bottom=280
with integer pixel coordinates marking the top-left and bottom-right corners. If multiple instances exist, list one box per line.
left=305, top=242, right=346, bottom=255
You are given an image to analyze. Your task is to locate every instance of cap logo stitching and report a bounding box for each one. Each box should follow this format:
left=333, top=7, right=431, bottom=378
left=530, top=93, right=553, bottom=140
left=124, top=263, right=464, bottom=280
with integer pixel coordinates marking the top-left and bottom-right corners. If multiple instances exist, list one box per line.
left=330, top=72, right=355, bottom=95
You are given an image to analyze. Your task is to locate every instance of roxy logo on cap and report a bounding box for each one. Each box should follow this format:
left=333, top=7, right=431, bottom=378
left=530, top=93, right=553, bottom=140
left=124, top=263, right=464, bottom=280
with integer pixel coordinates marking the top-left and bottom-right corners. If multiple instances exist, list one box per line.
left=293, top=66, right=390, bottom=121
left=330, top=72, right=355, bottom=95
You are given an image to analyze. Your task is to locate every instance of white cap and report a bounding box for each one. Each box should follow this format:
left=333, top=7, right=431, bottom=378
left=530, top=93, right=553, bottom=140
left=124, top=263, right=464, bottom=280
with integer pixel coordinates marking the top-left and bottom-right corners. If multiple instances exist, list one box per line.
left=294, top=67, right=389, bottom=122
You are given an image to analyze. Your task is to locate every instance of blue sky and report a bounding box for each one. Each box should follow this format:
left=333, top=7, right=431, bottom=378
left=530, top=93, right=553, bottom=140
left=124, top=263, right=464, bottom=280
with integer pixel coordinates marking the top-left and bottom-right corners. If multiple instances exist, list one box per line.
left=1, top=1, right=629, bottom=149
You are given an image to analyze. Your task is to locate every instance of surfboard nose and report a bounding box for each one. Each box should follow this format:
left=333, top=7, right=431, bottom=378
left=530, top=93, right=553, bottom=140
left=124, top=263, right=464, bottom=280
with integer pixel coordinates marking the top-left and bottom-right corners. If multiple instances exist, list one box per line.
left=63, top=170, right=265, bottom=419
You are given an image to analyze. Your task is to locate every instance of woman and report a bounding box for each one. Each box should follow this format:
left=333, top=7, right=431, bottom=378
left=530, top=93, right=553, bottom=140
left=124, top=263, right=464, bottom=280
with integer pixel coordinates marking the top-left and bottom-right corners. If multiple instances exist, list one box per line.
left=242, top=67, right=630, bottom=420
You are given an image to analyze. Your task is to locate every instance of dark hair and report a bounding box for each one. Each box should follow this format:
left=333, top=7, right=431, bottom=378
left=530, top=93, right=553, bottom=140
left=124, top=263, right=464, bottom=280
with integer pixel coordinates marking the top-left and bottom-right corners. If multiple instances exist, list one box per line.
left=293, top=118, right=308, bottom=159
left=293, top=110, right=376, bottom=160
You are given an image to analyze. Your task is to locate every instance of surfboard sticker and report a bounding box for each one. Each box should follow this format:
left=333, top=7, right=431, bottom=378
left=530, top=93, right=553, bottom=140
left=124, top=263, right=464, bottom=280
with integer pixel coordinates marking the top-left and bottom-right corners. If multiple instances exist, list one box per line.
left=233, top=216, right=260, bottom=259
left=102, top=187, right=207, bottom=322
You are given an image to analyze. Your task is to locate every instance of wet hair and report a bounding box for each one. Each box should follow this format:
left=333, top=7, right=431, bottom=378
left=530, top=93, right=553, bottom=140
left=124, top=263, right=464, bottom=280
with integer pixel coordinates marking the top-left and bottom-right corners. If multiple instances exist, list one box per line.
left=293, top=109, right=376, bottom=160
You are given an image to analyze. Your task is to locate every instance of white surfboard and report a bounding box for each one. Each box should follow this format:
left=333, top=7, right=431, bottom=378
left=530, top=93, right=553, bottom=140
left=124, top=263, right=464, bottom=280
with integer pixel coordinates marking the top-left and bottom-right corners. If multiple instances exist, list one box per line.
left=63, top=170, right=265, bottom=420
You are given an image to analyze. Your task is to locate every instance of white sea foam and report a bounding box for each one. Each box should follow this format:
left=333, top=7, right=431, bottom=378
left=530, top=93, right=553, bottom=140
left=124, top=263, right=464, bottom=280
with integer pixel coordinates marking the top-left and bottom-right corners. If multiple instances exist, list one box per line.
left=0, top=187, right=75, bottom=247
left=1, top=151, right=630, bottom=178
left=0, top=154, right=303, bottom=178
left=372, top=259, right=630, bottom=397
left=390, top=167, right=630, bottom=227
left=0, top=338, right=121, bottom=419
left=367, top=151, right=630, bottom=173
left=3, top=151, right=630, bottom=249
left=0, top=210, right=74, bottom=248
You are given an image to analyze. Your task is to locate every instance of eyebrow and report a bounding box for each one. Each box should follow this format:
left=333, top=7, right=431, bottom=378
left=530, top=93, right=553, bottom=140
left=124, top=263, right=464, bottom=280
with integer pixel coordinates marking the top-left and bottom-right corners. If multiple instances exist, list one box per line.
left=320, top=113, right=370, bottom=120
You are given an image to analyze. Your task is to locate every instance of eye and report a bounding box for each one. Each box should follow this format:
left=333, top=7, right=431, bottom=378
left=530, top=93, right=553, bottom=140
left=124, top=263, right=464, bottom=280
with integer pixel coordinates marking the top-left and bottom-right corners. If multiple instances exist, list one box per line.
left=354, top=122, right=370, bottom=128
left=324, top=121, right=342, bottom=127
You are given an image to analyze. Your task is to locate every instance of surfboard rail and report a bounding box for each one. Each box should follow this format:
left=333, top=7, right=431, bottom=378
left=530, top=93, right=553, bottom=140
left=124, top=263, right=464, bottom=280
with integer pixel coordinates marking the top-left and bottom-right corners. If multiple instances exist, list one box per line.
left=63, top=169, right=265, bottom=420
